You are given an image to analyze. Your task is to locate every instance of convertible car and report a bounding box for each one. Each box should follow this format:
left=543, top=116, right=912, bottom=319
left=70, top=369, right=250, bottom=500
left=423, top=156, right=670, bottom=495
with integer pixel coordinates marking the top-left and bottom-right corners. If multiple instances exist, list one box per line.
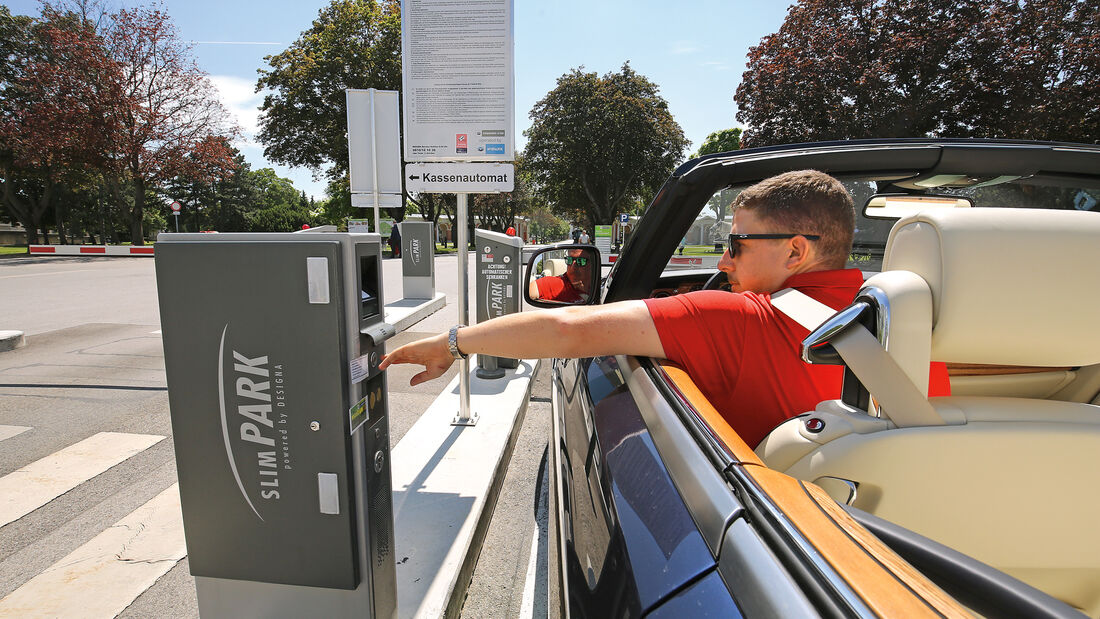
left=523, top=139, right=1100, bottom=618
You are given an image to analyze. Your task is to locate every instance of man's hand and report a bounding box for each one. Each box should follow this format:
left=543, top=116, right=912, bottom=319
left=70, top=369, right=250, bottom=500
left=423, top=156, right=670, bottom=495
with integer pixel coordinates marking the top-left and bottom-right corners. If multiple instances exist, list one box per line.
left=379, top=333, right=454, bottom=386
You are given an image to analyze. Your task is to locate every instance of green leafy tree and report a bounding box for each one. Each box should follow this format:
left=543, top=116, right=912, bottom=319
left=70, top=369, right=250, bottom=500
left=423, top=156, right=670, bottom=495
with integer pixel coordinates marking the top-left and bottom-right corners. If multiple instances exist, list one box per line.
left=735, top=0, right=1100, bottom=146
left=256, top=0, right=401, bottom=181
left=246, top=168, right=315, bottom=231
left=470, top=154, right=534, bottom=232
left=524, top=63, right=690, bottom=230
left=694, top=128, right=742, bottom=157
left=163, top=144, right=255, bottom=233
left=316, top=178, right=353, bottom=227
left=527, top=206, right=568, bottom=244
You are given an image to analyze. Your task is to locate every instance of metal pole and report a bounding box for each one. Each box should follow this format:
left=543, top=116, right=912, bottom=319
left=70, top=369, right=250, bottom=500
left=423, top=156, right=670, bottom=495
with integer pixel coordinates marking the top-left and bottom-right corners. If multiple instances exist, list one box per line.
left=174, top=213, right=179, bottom=232
left=453, top=192, right=476, bottom=425
left=369, top=89, right=381, bottom=235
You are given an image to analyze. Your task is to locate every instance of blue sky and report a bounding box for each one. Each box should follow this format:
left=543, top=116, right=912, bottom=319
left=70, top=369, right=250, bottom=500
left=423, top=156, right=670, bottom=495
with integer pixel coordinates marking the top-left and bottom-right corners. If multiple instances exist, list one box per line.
left=7, top=0, right=793, bottom=200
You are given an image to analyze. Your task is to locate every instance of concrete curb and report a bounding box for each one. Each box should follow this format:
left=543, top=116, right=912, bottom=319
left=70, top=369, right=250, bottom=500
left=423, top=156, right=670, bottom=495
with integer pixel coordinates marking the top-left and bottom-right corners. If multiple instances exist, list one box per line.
left=391, top=358, right=541, bottom=619
left=0, top=330, right=25, bottom=352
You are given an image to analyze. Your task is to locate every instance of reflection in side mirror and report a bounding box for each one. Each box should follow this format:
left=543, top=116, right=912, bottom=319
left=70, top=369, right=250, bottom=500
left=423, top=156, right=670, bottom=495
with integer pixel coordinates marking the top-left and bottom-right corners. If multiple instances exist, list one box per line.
left=523, top=245, right=601, bottom=308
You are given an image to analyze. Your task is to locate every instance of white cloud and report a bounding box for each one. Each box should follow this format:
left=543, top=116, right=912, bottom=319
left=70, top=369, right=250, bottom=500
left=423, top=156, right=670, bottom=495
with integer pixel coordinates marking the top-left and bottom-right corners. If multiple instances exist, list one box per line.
left=209, top=74, right=264, bottom=142
left=700, top=60, right=730, bottom=71
left=208, top=75, right=327, bottom=201
left=671, top=41, right=700, bottom=55
left=192, top=41, right=283, bottom=46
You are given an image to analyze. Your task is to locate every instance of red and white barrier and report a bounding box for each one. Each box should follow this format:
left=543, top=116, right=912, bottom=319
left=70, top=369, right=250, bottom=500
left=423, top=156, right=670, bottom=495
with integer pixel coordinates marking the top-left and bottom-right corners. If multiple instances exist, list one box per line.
left=29, top=245, right=155, bottom=257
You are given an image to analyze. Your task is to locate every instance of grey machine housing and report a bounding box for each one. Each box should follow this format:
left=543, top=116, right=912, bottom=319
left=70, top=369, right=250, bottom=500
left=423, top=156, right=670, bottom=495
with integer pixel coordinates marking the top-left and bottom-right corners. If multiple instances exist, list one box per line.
left=155, top=231, right=396, bottom=618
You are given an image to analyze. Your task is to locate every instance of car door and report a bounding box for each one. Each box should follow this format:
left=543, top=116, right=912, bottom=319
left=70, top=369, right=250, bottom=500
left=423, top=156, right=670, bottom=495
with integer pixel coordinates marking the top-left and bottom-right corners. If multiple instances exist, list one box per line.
left=550, top=354, right=719, bottom=617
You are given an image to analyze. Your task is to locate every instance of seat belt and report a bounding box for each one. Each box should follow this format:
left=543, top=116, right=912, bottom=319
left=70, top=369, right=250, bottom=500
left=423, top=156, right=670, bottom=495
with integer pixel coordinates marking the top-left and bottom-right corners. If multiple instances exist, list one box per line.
left=771, top=288, right=944, bottom=427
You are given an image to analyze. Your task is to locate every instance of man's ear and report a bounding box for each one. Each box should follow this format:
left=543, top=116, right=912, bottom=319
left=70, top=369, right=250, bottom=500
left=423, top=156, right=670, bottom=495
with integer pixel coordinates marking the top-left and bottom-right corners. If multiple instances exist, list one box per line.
left=786, top=235, right=813, bottom=268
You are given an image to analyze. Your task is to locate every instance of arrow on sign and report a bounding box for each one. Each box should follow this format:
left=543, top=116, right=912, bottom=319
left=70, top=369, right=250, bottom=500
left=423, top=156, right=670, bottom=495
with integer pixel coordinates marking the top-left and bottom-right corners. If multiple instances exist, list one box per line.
left=408, top=175, right=421, bottom=180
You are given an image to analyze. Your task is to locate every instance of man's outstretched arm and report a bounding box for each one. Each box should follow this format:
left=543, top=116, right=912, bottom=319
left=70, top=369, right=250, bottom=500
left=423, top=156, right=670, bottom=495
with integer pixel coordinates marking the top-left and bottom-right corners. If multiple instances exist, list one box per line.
left=379, top=300, right=665, bottom=386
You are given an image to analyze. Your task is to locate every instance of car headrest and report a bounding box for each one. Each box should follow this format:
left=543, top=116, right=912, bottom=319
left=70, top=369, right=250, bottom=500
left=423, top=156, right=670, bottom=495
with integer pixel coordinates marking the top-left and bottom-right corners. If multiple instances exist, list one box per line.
left=882, top=207, right=1100, bottom=367
left=543, top=258, right=567, bottom=277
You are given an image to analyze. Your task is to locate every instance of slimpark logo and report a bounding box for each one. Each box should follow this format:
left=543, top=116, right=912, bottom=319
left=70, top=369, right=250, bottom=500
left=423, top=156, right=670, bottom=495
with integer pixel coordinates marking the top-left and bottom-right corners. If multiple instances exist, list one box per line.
left=218, top=325, right=284, bottom=521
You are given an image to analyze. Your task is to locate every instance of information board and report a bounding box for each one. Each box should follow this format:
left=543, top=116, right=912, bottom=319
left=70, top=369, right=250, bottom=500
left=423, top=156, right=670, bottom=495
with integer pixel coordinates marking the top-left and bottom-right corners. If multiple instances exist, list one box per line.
left=347, top=219, right=371, bottom=234
left=401, top=0, right=515, bottom=162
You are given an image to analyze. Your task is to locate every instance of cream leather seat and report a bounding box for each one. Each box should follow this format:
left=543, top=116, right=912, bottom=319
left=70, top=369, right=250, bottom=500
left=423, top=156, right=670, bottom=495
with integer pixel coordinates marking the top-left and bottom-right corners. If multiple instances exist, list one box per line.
left=758, top=207, right=1100, bottom=615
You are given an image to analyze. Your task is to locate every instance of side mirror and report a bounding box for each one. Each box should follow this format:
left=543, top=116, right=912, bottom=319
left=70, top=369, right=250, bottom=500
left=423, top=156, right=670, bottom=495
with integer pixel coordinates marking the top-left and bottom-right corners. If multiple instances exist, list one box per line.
left=524, top=245, right=601, bottom=308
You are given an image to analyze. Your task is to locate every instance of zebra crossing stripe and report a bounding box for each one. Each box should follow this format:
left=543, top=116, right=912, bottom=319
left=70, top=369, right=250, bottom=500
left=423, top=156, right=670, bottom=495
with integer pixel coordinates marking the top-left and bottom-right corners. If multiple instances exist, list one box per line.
left=0, top=484, right=185, bottom=618
left=0, top=432, right=165, bottom=528
left=0, top=426, right=30, bottom=443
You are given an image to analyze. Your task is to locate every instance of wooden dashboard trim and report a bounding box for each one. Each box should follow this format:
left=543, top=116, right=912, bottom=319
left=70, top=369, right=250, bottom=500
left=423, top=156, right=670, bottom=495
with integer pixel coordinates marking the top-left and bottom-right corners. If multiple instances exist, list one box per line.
left=946, top=362, right=1073, bottom=376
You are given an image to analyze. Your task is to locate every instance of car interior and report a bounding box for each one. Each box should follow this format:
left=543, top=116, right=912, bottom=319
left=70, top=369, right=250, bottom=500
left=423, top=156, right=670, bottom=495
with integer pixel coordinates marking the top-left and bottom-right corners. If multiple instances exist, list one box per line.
left=528, top=145, right=1100, bottom=615
left=695, top=205, right=1100, bottom=616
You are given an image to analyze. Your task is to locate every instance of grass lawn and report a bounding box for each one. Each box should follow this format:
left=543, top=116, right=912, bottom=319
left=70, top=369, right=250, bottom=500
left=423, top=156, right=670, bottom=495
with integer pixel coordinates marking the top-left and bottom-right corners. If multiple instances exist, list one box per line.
left=679, top=245, right=726, bottom=256
left=0, top=246, right=28, bottom=256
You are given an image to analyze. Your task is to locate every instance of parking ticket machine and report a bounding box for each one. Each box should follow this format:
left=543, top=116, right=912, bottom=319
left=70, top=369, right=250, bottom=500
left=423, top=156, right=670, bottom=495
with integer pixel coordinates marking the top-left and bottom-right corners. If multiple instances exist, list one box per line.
left=155, top=232, right=396, bottom=618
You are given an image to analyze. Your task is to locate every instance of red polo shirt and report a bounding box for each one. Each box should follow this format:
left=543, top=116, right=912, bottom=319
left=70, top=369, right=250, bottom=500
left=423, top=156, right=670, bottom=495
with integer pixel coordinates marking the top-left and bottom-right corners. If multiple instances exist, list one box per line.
left=644, top=269, right=949, bottom=447
left=536, top=275, right=583, bottom=303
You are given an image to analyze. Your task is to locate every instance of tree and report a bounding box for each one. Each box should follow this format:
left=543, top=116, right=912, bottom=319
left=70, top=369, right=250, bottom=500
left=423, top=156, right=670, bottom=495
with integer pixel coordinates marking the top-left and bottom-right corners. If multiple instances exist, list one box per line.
left=527, top=206, right=567, bottom=244
left=692, top=128, right=743, bottom=228
left=0, top=7, right=118, bottom=244
left=524, top=63, right=690, bottom=230
left=469, top=154, right=534, bottom=232
left=735, top=0, right=1100, bottom=147
left=694, top=128, right=742, bottom=157
left=101, top=6, right=237, bottom=244
left=256, top=0, right=401, bottom=181
left=105, top=8, right=237, bottom=242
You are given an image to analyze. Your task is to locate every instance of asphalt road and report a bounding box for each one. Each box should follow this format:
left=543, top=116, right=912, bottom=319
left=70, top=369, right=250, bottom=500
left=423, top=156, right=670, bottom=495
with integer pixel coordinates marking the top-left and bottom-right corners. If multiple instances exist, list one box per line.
left=0, top=252, right=550, bottom=618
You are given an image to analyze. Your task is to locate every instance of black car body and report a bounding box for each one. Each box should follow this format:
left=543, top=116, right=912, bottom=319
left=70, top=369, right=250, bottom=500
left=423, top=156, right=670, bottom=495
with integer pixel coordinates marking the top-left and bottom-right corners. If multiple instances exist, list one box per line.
left=535, top=139, right=1100, bottom=618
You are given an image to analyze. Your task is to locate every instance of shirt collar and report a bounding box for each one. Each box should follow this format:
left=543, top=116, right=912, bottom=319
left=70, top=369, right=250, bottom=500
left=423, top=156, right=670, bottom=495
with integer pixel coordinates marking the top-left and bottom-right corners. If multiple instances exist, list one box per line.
left=780, top=268, right=864, bottom=290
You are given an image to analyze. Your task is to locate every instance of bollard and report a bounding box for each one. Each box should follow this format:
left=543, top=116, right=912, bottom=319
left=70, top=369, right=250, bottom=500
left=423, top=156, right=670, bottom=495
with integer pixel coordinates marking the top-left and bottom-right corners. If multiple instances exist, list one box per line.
left=400, top=221, right=436, bottom=299
left=474, top=229, right=523, bottom=378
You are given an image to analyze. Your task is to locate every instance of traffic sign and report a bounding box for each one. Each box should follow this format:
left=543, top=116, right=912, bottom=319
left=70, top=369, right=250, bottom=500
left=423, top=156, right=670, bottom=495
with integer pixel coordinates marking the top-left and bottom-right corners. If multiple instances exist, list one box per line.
left=619, top=213, right=628, bottom=224
left=170, top=201, right=181, bottom=213
left=405, top=162, right=514, bottom=194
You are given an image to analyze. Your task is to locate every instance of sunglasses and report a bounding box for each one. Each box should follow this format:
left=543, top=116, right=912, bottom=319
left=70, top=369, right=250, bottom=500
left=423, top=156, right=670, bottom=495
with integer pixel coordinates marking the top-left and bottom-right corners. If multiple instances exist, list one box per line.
left=564, top=256, right=589, bottom=266
left=727, top=233, right=820, bottom=257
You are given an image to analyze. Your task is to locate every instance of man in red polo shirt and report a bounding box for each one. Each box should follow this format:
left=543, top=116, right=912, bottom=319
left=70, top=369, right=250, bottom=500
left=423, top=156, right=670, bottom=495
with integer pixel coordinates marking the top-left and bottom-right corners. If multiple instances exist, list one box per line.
left=380, top=170, right=947, bottom=447
left=529, top=249, right=594, bottom=303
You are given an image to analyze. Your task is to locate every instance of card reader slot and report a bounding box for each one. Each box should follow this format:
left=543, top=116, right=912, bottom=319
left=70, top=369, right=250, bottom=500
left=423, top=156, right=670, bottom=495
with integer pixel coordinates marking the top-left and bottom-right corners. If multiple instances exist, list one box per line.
left=361, top=322, right=396, bottom=346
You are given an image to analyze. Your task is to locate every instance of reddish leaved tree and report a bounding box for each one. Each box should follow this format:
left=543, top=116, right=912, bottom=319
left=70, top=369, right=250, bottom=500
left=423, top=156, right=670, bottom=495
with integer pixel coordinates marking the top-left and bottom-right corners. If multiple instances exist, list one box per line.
left=0, top=8, right=120, bottom=245
left=735, top=0, right=1100, bottom=147
left=100, top=6, right=237, bottom=244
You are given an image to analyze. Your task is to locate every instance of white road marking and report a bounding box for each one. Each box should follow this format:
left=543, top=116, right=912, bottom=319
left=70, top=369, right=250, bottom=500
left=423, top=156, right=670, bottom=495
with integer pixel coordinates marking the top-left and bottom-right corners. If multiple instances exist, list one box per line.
left=0, top=432, right=165, bottom=528
left=519, top=526, right=540, bottom=619
left=0, top=484, right=186, bottom=618
left=149, top=330, right=161, bottom=335
left=0, top=426, right=31, bottom=443
left=0, top=269, right=95, bottom=280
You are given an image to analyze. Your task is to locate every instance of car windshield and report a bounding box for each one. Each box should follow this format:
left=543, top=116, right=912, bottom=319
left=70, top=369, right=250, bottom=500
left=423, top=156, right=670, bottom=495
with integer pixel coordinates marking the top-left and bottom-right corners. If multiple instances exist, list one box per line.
left=690, top=178, right=1100, bottom=271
